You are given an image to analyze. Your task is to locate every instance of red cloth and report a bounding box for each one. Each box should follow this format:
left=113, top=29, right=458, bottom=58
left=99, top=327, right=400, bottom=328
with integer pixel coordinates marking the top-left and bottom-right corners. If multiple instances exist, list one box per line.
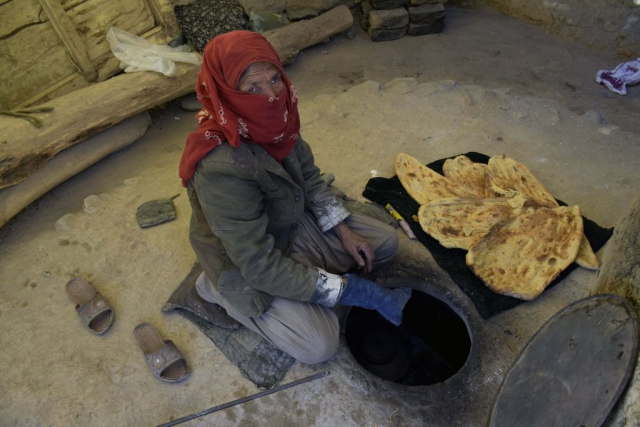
left=179, top=31, right=300, bottom=186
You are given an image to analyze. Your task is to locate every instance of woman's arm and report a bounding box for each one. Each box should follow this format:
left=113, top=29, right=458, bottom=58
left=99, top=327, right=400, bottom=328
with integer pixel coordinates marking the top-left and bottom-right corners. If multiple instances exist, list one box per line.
left=193, top=157, right=342, bottom=306
left=296, top=136, right=374, bottom=272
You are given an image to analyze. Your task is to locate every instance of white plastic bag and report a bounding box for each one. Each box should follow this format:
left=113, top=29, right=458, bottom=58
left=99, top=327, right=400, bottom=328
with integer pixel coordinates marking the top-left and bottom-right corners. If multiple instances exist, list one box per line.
left=106, top=27, right=201, bottom=77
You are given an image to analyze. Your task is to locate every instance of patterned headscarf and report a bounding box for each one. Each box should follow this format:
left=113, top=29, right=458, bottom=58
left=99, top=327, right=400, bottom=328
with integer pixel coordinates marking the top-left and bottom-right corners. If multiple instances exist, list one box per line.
left=179, top=30, right=300, bottom=186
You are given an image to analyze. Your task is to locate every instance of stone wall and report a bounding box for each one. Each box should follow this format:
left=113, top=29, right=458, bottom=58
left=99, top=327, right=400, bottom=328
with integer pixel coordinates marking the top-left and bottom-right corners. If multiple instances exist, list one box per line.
left=450, top=0, right=640, bottom=57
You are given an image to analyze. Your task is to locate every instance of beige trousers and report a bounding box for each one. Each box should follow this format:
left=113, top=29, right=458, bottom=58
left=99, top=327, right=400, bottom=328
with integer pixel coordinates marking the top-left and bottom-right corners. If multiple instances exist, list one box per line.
left=196, top=211, right=398, bottom=364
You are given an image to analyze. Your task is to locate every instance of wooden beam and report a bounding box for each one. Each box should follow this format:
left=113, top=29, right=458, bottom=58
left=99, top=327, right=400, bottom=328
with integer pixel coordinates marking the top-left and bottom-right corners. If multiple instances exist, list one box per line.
left=38, top=0, right=97, bottom=82
left=143, top=0, right=180, bottom=39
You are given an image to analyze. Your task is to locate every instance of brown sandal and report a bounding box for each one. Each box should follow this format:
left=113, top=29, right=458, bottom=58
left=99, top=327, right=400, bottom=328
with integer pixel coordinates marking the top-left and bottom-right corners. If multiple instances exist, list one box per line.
left=66, top=277, right=114, bottom=335
left=134, top=323, right=190, bottom=382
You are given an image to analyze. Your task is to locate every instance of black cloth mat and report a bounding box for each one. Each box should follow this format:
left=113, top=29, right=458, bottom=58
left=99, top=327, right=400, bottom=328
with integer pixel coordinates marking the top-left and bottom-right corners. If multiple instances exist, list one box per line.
left=363, top=152, right=614, bottom=319
left=162, top=263, right=295, bottom=389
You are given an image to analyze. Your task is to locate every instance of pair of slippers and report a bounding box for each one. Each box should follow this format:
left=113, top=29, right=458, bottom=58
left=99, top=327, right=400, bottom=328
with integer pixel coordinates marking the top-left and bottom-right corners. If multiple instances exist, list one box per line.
left=66, top=277, right=190, bottom=383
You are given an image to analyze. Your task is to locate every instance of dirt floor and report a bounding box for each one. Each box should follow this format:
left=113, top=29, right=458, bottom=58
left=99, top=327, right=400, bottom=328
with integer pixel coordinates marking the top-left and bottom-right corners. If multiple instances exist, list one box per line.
left=1, top=6, right=639, bottom=427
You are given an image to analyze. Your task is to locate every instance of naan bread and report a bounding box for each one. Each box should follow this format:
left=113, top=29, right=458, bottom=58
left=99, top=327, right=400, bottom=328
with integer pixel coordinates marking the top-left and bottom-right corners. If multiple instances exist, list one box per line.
left=442, top=155, right=487, bottom=198
left=575, top=235, right=599, bottom=270
left=395, top=153, right=471, bottom=205
left=466, top=205, right=583, bottom=300
left=418, top=196, right=526, bottom=249
left=486, top=154, right=598, bottom=268
left=486, top=155, right=558, bottom=208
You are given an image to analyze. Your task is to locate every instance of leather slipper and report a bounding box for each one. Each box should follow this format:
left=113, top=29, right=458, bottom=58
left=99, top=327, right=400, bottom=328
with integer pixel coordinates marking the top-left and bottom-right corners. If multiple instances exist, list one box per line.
left=66, top=277, right=114, bottom=335
left=134, top=323, right=190, bottom=382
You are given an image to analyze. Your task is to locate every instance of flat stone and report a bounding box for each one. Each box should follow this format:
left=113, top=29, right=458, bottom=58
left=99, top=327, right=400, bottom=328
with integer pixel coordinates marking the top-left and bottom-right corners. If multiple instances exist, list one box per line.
left=136, top=198, right=177, bottom=228
left=409, top=0, right=447, bottom=5
left=180, top=94, right=203, bottom=112
left=370, top=0, right=407, bottom=10
left=408, top=3, right=444, bottom=25
left=369, top=8, right=409, bottom=30
left=408, top=18, right=444, bottom=35
left=368, top=25, right=407, bottom=42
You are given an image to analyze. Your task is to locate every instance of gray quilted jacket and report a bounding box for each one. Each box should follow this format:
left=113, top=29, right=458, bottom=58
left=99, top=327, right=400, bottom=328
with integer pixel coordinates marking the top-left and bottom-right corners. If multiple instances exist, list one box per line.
left=187, top=135, right=349, bottom=317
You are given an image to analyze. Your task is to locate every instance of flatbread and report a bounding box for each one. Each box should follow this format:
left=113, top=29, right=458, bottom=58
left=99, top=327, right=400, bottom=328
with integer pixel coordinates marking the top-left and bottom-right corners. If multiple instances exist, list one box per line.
left=486, top=154, right=598, bottom=268
left=418, top=196, right=526, bottom=249
left=395, top=153, right=471, bottom=205
left=486, top=155, right=558, bottom=208
left=442, top=155, right=487, bottom=198
left=466, top=205, right=583, bottom=300
left=575, top=235, right=599, bottom=270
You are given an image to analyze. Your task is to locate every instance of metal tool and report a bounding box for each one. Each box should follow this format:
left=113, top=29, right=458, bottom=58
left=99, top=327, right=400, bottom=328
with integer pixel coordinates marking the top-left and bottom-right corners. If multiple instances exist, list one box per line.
left=385, top=204, right=417, bottom=240
left=156, top=371, right=330, bottom=427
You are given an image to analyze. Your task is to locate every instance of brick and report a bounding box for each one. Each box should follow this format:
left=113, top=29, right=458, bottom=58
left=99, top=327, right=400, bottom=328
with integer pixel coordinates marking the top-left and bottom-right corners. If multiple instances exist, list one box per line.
left=407, top=18, right=445, bottom=35
left=370, top=0, right=408, bottom=10
left=369, top=8, right=409, bottom=30
left=368, top=25, right=408, bottom=41
left=408, top=3, right=444, bottom=25
left=409, top=0, right=446, bottom=5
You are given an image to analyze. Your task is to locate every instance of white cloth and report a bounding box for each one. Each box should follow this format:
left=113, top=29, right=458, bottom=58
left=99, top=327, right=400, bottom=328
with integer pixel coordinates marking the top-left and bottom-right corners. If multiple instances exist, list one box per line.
left=595, top=58, right=640, bottom=95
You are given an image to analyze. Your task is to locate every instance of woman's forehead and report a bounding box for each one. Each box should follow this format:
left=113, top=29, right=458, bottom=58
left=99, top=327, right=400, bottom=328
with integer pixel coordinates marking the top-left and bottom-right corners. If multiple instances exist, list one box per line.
left=238, top=62, right=280, bottom=84
left=243, top=62, right=279, bottom=75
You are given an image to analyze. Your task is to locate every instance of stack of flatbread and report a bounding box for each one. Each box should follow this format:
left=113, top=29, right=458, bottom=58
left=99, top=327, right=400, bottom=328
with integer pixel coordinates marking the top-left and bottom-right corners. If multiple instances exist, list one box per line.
left=395, top=153, right=599, bottom=301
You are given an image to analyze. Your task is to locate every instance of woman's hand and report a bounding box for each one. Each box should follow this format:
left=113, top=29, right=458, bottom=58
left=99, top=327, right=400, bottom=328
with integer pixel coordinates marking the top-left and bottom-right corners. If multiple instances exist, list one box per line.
left=333, top=222, right=374, bottom=273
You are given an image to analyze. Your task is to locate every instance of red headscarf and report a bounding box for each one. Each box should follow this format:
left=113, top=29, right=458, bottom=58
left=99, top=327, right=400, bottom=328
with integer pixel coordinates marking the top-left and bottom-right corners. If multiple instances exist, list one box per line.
left=179, top=31, right=300, bottom=186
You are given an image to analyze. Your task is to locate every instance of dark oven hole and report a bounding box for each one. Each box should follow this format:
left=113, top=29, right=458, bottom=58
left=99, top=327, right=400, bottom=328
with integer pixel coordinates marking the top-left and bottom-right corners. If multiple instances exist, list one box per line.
left=345, top=290, right=471, bottom=386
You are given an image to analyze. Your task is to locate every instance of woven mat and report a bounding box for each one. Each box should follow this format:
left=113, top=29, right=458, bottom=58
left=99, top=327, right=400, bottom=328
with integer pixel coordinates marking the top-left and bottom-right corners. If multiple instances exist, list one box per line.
left=162, top=263, right=295, bottom=389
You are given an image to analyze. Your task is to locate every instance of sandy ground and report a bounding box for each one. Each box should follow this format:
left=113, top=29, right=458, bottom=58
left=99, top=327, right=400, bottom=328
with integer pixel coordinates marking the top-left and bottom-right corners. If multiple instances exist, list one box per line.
left=1, top=6, right=639, bottom=427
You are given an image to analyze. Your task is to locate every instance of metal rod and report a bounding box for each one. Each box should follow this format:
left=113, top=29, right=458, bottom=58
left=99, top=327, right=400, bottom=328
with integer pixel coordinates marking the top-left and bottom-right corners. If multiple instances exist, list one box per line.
left=156, top=371, right=330, bottom=427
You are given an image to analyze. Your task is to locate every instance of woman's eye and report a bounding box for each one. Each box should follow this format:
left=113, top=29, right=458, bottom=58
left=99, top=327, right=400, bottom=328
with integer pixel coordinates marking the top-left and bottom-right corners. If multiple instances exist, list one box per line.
left=248, top=87, right=259, bottom=93
left=271, top=75, right=281, bottom=84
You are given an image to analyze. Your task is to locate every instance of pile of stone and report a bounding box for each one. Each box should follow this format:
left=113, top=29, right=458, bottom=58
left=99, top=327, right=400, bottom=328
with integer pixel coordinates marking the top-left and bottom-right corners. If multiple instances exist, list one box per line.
left=360, top=0, right=446, bottom=42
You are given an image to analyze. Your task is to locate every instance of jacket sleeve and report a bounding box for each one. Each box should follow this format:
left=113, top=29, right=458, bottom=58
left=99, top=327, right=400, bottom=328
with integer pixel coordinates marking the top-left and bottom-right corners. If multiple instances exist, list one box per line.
left=192, top=158, right=342, bottom=306
left=297, top=135, right=350, bottom=232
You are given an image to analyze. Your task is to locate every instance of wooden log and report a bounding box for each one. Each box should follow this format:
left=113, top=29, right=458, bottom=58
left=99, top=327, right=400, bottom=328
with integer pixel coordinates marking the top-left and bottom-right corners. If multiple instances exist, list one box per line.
left=0, top=5, right=354, bottom=189
left=38, top=0, right=98, bottom=81
left=0, top=112, right=151, bottom=229
left=264, top=5, right=354, bottom=64
left=0, top=63, right=199, bottom=189
left=593, top=194, right=640, bottom=426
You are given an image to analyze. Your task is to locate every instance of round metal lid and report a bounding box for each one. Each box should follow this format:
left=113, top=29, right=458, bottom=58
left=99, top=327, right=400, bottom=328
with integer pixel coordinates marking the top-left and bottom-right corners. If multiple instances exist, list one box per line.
left=488, top=294, right=639, bottom=427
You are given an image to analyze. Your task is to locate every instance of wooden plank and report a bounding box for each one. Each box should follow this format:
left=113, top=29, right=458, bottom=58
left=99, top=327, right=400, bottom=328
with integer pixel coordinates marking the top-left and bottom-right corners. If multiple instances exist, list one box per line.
left=0, top=22, right=76, bottom=110
left=14, top=27, right=169, bottom=109
left=0, top=63, right=200, bottom=188
left=38, top=0, right=97, bottom=81
left=0, top=0, right=156, bottom=110
left=0, top=0, right=42, bottom=39
left=144, top=0, right=180, bottom=39
left=68, top=0, right=155, bottom=61
left=18, top=73, right=90, bottom=108
left=0, top=0, right=95, bottom=39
